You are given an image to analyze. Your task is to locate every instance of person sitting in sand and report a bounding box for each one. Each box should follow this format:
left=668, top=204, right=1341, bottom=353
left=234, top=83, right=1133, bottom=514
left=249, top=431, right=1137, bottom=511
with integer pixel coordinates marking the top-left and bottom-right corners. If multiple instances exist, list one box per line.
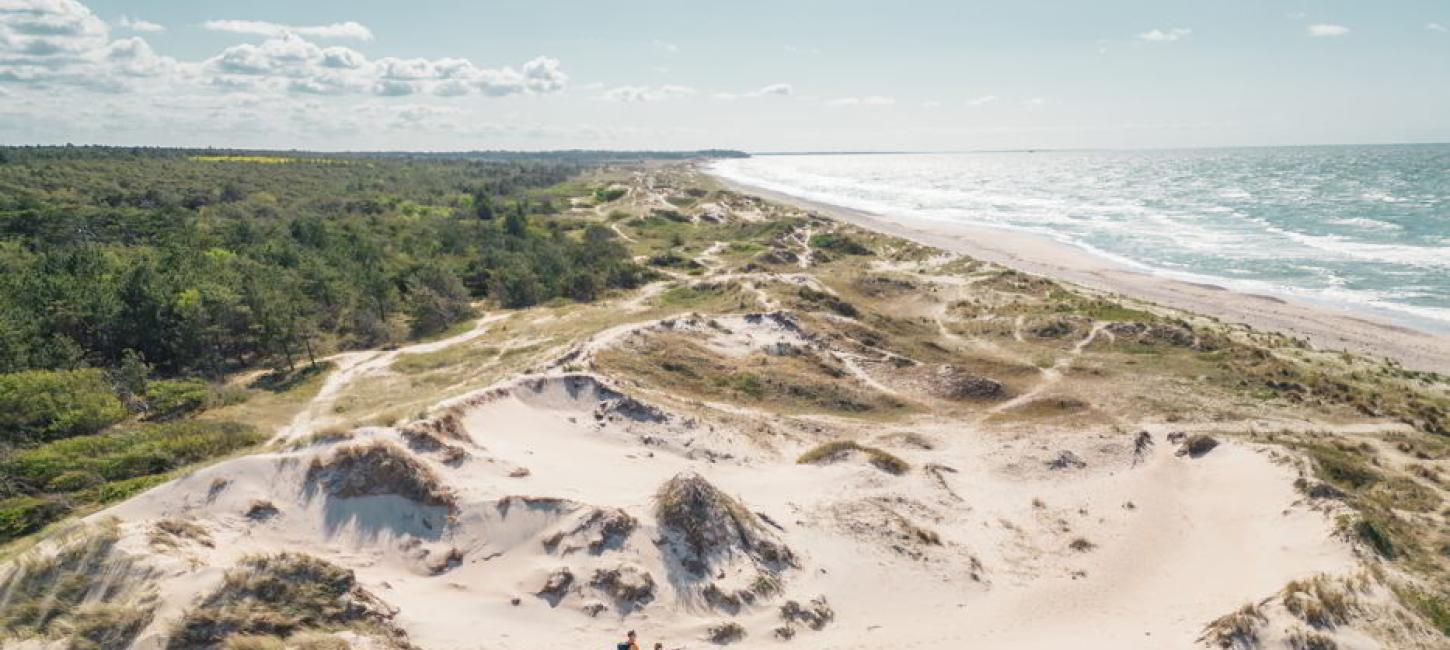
left=617, top=630, right=640, bottom=650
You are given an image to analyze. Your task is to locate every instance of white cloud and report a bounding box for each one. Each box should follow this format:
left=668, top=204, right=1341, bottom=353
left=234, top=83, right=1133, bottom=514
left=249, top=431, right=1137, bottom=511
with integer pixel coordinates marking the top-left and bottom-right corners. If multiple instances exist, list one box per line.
left=203, top=19, right=374, bottom=41
left=597, top=84, right=696, bottom=102
left=1139, top=27, right=1191, bottom=42
left=922, top=100, right=942, bottom=108
left=1428, top=22, right=1448, bottom=33
left=1307, top=24, right=1350, bottom=37
left=746, top=82, right=792, bottom=97
left=518, top=57, right=567, bottom=93
left=0, top=0, right=173, bottom=90
left=197, top=32, right=566, bottom=98
left=1023, top=97, right=1046, bottom=110
left=372, top=79, right=415, bottom=97
left=1, top=0, right=108, bottom=60
left=117, top=16, right=164, bottom=32
left=651, top=39, right=678, bottom=53
left=784, top=44, right=821, bottom=55
left=966, top=94, right=998, bottom=107
left=827, top=95, right=895, bottom=107
left=106, top=37, right=172, bottom=77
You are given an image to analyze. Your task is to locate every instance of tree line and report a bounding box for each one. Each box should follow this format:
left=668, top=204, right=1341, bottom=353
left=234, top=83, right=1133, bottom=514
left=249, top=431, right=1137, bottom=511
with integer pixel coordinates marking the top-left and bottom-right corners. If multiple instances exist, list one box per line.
left=0, top=150, right=647, bottom=378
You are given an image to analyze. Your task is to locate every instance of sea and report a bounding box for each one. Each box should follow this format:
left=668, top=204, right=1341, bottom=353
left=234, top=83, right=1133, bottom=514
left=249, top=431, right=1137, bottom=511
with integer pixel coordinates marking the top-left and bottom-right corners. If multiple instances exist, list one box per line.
left=710, top=145, right=1450, bottom=335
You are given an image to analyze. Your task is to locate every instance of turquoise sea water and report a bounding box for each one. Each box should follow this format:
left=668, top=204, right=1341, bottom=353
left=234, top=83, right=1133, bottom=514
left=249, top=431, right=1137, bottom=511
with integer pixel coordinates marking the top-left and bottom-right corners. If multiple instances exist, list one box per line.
left=711, top=145, right=1450, bottom=334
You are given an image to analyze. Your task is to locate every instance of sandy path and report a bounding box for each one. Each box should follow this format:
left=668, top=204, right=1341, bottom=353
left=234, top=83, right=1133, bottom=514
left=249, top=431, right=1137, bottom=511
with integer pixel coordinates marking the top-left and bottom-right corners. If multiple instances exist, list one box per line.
left=272, top=312, right=506, bottom=442
left=985, top=322, right=1105, bottom=418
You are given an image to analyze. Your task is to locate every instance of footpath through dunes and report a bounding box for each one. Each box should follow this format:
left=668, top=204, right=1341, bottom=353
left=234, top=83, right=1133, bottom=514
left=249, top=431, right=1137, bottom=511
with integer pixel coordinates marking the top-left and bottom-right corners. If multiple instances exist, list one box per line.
left=3, top=163, right=1448, bottom=650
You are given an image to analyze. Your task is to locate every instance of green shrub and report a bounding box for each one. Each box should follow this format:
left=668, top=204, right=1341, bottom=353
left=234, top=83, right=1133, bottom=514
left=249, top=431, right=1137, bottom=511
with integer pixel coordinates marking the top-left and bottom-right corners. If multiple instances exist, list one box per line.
left=1399, top=589, right=1450, bottom=637
left=3, top=421, right=261, bottom=491
left=97, top=474, right=176, bottom=504
left=651, top=209, right=690, bottom=223
left=808, top=233, right=871, bottom=255
left=594, top=187, right=627, bottom=202
left=0, top=369, right=127, bottom=443
left=45, top=470, right=105, bottom=492
left=1306, top=444, right=1382, bottom=489
left=145, top=379, right=212, bottom=420
left=0, top=421, right=261, bottom=544
left=732, top=373, right=765, bottom=398
left=1353, top=518, right=1396, bottom=559
left=0, top=495, right=69, bottom=541
left=798, top=287, right=859, bottom=318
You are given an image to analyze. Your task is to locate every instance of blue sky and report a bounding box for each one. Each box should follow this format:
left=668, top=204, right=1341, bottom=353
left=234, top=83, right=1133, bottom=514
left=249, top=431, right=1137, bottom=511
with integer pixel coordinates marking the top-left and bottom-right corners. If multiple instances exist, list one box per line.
left=2, top=0, right=1447, bottom=150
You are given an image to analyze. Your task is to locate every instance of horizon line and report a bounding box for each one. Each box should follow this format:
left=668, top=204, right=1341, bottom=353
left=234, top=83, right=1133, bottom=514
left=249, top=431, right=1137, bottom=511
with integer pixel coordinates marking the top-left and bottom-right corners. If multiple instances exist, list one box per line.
left=2, top=141, right=1448, bottom=156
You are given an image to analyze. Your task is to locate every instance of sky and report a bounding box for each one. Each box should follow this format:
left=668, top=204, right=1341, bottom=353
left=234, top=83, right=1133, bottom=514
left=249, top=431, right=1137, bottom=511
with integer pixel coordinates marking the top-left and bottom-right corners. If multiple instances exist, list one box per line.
left=1, top=0, right=1448, bottom=151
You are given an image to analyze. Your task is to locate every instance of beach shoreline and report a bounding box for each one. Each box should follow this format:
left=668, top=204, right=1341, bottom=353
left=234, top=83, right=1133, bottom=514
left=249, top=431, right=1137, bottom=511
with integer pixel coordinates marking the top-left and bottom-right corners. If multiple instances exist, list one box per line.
left=709, top=171, right=1450, bottom=374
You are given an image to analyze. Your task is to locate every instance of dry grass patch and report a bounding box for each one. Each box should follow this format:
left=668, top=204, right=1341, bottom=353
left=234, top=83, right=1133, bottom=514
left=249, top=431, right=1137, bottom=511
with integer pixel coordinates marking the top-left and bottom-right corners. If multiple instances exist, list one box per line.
left=149, top=517, right=214, bottom=549
left=596, top=332, right=908, bottom=418
left=1284, top=629, right=1339, bottom=650
left=0, top=523, right=159, bottom=650
left=706, top=621, right=746, bottom=644
left=305, top=441, right=455, bottom=511
left=1200, top=602, right=1266, bottom=648
left=654, top=472, right=795, bottom=577
left=167, top=552, right=409, bottom=649
left=797, top=440, right=909, bottom=475
left=1282, top=574, right=1356, bottom=628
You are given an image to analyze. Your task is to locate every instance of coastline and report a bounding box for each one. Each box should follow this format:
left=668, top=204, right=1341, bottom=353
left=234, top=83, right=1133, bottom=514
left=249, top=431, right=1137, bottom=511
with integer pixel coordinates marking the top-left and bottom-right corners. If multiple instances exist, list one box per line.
left=710, top=172, right=1450, bottom=374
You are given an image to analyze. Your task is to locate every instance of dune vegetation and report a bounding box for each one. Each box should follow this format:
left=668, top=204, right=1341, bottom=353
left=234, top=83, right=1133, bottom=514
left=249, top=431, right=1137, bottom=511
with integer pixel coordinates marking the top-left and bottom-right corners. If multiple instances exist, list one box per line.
left=0, top=153, right=1446, bottom=649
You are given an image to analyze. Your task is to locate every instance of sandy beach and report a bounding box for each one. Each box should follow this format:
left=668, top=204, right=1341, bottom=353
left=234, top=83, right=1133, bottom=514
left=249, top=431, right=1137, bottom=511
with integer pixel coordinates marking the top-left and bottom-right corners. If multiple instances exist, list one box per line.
left=712, top=175, right=1450, bottom=375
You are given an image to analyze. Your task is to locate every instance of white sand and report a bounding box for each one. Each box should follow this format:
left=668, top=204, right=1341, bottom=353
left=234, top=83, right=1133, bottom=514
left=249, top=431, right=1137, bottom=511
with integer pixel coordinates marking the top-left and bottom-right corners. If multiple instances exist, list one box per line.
left=85, top=368, right=1352, bottom=650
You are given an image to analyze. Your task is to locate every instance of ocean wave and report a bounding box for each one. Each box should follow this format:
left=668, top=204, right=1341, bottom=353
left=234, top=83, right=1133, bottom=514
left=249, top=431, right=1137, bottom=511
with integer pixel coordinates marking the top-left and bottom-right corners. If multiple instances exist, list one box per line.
left=1328, top=217, right=1403, bottom=231
left=1274, top=230, right=1450, bottom=269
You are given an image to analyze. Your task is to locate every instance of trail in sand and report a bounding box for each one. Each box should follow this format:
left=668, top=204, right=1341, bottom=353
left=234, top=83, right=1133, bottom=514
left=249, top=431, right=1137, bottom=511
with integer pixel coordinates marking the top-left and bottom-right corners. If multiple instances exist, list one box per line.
left=273, top=312, right=507, bottom=443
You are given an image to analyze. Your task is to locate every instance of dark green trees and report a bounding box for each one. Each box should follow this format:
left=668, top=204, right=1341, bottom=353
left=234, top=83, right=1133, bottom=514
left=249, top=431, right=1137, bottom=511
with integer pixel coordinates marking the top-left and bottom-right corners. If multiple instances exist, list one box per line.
left=0, top=150, right=645, bottom=376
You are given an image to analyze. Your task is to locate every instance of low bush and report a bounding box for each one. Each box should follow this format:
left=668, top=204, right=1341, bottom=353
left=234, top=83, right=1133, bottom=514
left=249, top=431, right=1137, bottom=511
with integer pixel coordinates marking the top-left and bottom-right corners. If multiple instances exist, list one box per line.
left=0, top=495, right=69, bottom=541
left=808, top=233, right=871, bottom=255
left=0, top=369, right=127, bottom=444
left=145, top=379, right=213, bottom=420
left=3, top=421, right=262, bottom=493
left=0, top=421, right=262, bottom=544
left=797, top=287, right=858, bottom=318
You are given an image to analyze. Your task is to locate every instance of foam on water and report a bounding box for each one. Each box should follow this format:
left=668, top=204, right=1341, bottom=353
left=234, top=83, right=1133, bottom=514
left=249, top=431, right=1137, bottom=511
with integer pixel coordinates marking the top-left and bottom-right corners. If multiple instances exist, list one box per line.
left=711, top=145, right=1450, bottom=334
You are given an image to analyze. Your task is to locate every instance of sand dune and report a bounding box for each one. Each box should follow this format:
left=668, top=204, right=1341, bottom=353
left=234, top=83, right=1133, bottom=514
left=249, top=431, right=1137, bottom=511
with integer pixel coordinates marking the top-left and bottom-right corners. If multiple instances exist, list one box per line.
left=5, top=165, right=1445, bottom=650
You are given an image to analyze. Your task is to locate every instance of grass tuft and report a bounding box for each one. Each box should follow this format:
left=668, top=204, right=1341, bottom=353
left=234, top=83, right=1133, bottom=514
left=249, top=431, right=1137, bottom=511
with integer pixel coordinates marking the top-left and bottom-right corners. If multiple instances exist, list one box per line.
left=167, top=552, right=408, bottom=649
left=796, top=440, right=909, bottom=475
